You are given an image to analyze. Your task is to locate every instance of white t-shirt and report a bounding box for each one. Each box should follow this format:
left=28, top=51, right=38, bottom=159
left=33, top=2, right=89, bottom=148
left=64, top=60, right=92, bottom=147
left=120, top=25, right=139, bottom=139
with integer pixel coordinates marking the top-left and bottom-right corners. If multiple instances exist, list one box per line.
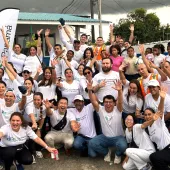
left=8, top=49, right=27, bottom=73
left=16, top=75, right=38, bottom=92
left=69, top=104, right=96, bottom=138
left=50, top=109, right=75, bottom=133
left=123, top=81, right=143, bottom=113
left=59, top=59, right=79, bottom=79
left=0, top=103, right=20, bottom=127
left=24, top=105, right=46, bottom=122
left=24, top=55, right=42, bottom=77
left=98, top=105, right=124, bottom=137
left=38, top=83, right=56, bottom=100
left=80, top=78, right=89, bottom=100
left=144, top=93, right=170, bottom=114
left=60, top=80, right=82, bottom=107
left=148, top=116, right=170, bottom=150
left=0, top=124, right=37, bottom=147
left=72, top=50, right=83, bottom=63
left=162, top=78, right=170, bottom=96
left=153, top=54, right=166, bottom=67
left=93, top=71, right=120, bottom=102
left=125, top=124, right=155, bottom=152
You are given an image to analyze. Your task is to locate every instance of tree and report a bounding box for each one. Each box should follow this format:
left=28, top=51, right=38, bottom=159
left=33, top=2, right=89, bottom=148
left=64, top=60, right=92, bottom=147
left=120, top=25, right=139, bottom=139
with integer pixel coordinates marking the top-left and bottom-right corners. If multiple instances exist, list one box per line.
left=114, top=8, right=161, bottom=44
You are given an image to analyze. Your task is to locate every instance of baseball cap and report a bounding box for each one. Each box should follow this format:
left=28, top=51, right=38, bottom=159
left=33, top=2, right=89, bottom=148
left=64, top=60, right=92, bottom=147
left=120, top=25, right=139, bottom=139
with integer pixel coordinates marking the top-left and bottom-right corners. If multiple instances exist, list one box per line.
left=147, top=79, right=160, bottom=87
left=23, top=66, right=32, bottom=73
left=74, top=40, right=80, bottom=44
left=73, top=95, right=84, bottom=101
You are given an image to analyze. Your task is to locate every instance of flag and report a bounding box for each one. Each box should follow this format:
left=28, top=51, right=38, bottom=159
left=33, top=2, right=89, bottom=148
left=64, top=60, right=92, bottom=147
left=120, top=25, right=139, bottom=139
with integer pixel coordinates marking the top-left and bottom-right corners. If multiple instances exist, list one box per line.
left=0, top=8, right=20, bottom=57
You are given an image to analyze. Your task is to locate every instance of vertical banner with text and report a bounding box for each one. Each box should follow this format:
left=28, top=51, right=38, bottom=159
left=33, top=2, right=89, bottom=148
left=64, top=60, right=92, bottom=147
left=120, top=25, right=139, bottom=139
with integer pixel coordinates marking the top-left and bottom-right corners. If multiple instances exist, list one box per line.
left=0, top=8, right=20, bottom=57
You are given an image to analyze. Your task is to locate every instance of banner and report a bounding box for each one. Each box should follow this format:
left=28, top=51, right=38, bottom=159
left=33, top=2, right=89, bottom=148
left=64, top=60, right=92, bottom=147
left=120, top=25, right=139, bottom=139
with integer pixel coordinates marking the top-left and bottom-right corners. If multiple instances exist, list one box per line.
left=0, top=8, right=20, bottom=57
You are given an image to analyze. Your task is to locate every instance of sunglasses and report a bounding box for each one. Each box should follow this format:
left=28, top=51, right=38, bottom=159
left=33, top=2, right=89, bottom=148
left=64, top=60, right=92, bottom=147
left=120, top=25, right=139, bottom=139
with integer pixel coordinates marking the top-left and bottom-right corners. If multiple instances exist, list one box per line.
left=84, top=71, right=91, bottom=76
left=23, top=70, right=30, bottom=74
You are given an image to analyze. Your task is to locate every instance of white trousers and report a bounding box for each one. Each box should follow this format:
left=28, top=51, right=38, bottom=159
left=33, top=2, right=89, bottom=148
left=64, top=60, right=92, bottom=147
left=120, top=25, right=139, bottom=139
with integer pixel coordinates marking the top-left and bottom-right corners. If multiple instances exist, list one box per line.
left=45, top=130, right=74, bottom=149
left=123, top=148, right=152, bottom=170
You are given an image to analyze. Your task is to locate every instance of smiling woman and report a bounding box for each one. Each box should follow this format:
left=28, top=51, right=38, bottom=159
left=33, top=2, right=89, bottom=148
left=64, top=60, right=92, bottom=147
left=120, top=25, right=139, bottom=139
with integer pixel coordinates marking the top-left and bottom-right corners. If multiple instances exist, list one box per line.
left=0, top=112, right=56, bottom=170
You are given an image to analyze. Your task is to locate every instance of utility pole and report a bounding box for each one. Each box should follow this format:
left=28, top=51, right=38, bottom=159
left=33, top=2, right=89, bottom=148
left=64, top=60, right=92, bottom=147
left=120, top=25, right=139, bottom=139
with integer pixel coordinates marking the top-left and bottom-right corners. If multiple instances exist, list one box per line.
left=90, top=0, right=96, bottom=43
left=98, top=0, right=102, bottom=37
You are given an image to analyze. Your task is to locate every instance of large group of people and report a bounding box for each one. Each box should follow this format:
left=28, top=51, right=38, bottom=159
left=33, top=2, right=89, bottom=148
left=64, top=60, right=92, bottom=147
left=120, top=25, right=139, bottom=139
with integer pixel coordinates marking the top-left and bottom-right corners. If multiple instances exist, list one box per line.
left=0, top=19, right=170, bottom=170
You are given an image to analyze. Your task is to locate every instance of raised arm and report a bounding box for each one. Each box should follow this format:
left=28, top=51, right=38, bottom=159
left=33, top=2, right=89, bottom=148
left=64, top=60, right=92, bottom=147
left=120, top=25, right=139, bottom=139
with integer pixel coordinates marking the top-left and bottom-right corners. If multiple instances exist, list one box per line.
left=62, top=56, right=71, bottom=68
left=37, top=29, right=43, bottom=57
left=149, top=62, right=167, bottom=81
left=44, top=99, right=53, bottom=116
left=87, top=80, right=99, bottom=112
left=112, top=80, right=123, bottom=112
left=63, top=26, right=75, bottom=43
left=110, top=24, right=115, bottom=45
left=162, top=59, right=170, bottom=79
left=51, top=59, right=58, bottom=84
left=45, top=29, right=53, bottom=51
left=138, top=44, right=154, bottom=73
left=119, top=63, right=127, bottom=85
left=129, top=24, right=134, bottom=44
left=0, top=27, right=9, bottom=49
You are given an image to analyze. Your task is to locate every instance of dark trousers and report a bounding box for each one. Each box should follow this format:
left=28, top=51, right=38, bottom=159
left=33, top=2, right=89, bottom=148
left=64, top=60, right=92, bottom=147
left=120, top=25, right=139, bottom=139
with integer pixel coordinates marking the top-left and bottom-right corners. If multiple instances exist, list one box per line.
left=125, top=74, right=140, bottom=81
left=0, top=145, right=33, bottom=170
left=150, top=144, right=170, bottom=170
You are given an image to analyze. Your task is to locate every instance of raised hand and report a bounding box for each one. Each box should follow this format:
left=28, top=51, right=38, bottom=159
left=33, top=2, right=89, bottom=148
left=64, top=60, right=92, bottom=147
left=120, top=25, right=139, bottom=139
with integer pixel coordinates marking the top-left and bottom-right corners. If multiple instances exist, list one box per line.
left=138, top=44, right=145, bottom=55
left=98, top=80, right=106, bottom=88
left=37, top=29, right=43, bottom=36
left=112, top=80, right=122, bottom=91
left=32, top=123, right=37, bottom=130
left=129, top=24, right=134, bottom=32
left=109, top=23, right=114, bottom=31
left=159, top=86, right=168, bottom=99
left=45, top=29, right=50, bottom=36
left=51, top=59, right=58, bottom=67
left=153, top=111, right=162, bottom=121
left=58, top=25, right=62, bottom=30
left=37, top=66, right=42, bottom=73
left=119, top=62, right=127, bottom=72
left=43, top=99, right=52, bottom=109
left=149, top=61, right=157, bottom=69
left=86, top=80, right=93, bottom=91
left=56, top=79, right=63, bottom=88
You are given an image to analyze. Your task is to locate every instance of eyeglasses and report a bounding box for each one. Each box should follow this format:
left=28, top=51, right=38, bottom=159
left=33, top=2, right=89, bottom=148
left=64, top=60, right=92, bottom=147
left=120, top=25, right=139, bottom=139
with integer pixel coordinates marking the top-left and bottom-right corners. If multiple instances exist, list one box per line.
left=23, top=70, right=30, bottom=74
left=84, top=71, right=91, bottom=76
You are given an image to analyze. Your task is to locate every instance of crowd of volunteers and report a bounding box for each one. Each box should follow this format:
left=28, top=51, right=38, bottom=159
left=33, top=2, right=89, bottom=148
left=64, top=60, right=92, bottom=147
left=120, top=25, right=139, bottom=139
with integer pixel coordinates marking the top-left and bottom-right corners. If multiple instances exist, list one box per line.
left=0, top=19, right=170, bottom=170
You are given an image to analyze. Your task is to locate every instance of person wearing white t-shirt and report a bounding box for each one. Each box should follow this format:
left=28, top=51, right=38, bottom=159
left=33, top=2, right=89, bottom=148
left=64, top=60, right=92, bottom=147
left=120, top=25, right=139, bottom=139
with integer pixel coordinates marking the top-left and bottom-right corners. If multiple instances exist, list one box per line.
left=0, top=81, right=6, bottom=105
left=0, top=28, right=26, bottom=74
left=0, top=112, right=56, bottom=170
left=69, top=95, right=96, bottom=156
left=57, top=68, right=82, bottom=108
left=122, top=115, right=155, bottom=170
left=142, top=90, right=170, bottom=170
left=0, top=88, right=27, bottom=127
left=44, top=97, right=79, bottom=152
left=87, top=80, right=127, bottom=164
left=137, top=63, right=167, bottom=97
left=93, top=58, right=120, bottom=103
left=58, top=26, right=83, bottom=63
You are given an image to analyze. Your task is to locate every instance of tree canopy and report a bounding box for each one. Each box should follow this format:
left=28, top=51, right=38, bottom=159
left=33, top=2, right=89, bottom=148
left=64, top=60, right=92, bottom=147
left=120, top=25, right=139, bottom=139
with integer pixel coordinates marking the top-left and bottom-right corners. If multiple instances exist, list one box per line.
left=114, top=8, right=170, bottom=44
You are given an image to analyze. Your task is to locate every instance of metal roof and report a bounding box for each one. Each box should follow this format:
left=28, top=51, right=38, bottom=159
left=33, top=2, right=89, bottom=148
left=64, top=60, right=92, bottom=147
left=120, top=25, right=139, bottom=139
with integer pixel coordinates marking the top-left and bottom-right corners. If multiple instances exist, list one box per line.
left=18, top=12, right=109, bottom=23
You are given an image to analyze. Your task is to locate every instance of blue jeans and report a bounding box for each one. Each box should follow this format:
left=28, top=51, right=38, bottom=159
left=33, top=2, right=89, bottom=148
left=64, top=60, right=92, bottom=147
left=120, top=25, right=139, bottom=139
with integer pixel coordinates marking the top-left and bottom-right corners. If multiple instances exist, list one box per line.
left=73, top=135, right=91, bottom=152
left=88, top=134, right=127, bottom=157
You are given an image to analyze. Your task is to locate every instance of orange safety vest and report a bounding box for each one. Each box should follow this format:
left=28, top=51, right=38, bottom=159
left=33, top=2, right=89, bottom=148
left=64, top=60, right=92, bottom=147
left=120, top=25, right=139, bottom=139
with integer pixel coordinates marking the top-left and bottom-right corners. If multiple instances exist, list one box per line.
left=138, top=73, right=158, bottom=97
left=93, top=44, right=106, bottom=60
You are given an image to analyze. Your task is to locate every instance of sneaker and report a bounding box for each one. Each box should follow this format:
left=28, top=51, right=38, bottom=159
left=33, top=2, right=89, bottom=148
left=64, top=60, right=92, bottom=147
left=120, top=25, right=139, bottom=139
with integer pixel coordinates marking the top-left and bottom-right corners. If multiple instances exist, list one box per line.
left=32, top=155, right=36, bottom=164
left=140, top=163, right=152, bottom=170
left=114, top=155, right=121, bottom=164
left=36, top=151, right=43, bottom=158
left=104, top=148, right=112, bottom=162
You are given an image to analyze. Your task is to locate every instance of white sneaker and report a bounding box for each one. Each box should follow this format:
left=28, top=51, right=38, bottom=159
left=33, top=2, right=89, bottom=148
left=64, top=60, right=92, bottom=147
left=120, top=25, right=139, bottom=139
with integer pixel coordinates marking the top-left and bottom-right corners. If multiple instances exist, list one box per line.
left=140, top=163, right=152, bottom=170
left=114, top=155, right=121, bottom=164
left=36, top=151, right=43, bottom=158
left=104, top=148, right=112, bottom=162
left=32, top=155, right=36, bottom=164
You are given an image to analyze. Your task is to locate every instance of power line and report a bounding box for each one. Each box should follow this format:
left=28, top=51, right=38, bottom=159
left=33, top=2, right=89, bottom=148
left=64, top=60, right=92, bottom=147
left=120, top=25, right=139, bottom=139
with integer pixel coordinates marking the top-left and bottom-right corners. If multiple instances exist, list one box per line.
left=64, top=0, right=79, bottom=13
left=102, top=1, right=119, bottom=13
left=150, top=0, right=168, bottom=7
left=113, top=0, right=128, bottom=13
left=61, top=0, right=75, bottom=13
left=71, top=0, right=85, bottom=14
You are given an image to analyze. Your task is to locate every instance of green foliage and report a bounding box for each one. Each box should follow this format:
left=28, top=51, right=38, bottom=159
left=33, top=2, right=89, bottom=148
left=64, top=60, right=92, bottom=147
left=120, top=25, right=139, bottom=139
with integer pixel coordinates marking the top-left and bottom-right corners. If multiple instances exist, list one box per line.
left=26, top=34, right=38, bottom=48
left=114, top=8, right=164, bottom=44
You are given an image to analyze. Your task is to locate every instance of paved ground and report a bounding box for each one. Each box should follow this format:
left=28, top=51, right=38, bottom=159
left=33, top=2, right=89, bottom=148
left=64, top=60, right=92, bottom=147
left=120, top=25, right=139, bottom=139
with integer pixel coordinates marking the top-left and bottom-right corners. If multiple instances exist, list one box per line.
left=22, top=149, right=124, bottom=170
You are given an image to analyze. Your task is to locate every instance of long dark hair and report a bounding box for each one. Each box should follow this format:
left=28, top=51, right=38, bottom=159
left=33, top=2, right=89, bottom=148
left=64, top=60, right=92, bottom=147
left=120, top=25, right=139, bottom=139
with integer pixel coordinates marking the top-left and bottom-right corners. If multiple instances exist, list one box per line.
left=38, top=67, right=53, bottom=87
left=109, top=44, right=121, bottom=55
left=127, top=79, right=143, bottom=103
left=10, top=112, right=28, bottom=128
left=83, top=48, right=94, bottom=59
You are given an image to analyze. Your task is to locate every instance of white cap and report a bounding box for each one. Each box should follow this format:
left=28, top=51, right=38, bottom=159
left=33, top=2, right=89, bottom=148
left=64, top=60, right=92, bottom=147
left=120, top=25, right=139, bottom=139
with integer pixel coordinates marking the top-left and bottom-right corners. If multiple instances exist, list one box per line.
left=147, top=79, right=160, bottom=87
left=23, top=66, right=32, bottom=73
left=73, top=95, right=84, bottom=101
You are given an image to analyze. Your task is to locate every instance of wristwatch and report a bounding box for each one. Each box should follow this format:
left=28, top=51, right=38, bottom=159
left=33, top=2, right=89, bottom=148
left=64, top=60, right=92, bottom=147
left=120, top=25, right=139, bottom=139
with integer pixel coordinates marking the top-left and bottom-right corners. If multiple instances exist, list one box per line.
left=37, top=127, right=41, bottom=130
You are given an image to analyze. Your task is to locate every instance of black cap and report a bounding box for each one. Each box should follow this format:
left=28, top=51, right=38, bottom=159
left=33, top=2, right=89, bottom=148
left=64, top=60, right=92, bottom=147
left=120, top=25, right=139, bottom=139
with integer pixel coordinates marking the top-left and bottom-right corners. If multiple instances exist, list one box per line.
left=74, top=40, right=80, bottom=44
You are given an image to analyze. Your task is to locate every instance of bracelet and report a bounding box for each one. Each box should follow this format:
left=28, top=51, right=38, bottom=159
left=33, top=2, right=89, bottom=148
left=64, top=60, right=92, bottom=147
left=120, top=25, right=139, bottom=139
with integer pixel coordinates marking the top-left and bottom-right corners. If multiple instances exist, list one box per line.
left=45, top=145, right=49, bottom=149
